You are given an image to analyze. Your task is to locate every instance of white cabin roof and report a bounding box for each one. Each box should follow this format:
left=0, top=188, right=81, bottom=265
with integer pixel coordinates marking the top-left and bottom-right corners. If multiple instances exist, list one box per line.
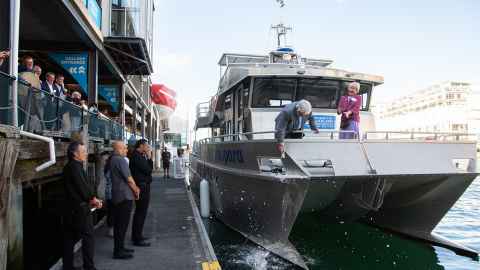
left=218, top=53, right=333, bottom=68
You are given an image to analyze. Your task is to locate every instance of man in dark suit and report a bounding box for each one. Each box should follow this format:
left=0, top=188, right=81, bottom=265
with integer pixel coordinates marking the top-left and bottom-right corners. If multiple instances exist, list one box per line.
left=41, top=72, right=56, bottom=95
left=41, top=72, right=57, bottom=129
left=53, top=74, right=68, bottom=99
left=129, top=139, right=153, bottom=246
left=63, top=142, right=102, bottom=270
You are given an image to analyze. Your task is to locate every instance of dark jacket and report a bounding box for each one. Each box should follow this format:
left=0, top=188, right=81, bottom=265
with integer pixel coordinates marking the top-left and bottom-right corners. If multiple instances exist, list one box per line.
left=41, top=81, right=55, bottom=95
left=63, top=160, right=95, bottom=209
left=18, top=65, right=33, bottom=73
left=274, top=102, right=318, bottom=143
left=53, top=83, right=68, bottom=99
left=129, top=150, right=153, bottom=185
left=161, top=151, right=171, bottom=164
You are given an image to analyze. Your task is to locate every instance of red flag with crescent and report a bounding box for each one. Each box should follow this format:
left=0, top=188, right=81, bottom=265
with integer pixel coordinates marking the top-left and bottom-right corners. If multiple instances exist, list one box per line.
left=151, top=84, right=177, bottom=110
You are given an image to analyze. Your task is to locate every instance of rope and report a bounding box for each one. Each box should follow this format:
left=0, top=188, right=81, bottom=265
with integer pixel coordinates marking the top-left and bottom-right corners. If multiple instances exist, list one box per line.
left=17, top=106, right=58, bottom=123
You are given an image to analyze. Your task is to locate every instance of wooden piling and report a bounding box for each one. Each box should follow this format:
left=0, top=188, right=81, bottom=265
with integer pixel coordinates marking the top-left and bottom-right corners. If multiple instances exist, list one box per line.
left=0, top=140, right=20, bottom=270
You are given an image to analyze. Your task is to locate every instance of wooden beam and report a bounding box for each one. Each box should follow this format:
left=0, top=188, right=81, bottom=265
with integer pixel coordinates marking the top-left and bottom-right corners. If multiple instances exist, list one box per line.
left=13, top=158, right=68, bottom=184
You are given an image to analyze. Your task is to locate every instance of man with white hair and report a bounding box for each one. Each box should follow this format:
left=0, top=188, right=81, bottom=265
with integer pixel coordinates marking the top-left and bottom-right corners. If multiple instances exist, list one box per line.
left=274, top=99, right=319, bottom=153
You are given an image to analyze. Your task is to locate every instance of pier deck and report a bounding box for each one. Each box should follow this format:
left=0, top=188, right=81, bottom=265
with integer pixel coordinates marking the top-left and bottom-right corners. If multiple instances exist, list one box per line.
left=86, top=175, right=218, bottom=270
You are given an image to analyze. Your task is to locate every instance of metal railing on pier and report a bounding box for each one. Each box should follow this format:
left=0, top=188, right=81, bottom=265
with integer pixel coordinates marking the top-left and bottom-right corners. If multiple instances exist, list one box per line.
left=0, top=71, right=129, bottom=143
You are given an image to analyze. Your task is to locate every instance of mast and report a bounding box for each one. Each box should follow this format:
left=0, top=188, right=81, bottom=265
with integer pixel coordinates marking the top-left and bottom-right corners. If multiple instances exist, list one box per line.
left=271, top=23, right=292, bottom=48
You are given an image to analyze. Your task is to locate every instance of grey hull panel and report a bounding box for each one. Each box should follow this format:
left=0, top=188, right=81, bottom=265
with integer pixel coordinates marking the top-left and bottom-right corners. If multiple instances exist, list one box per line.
left=366, top=173, right=479, bottom=258
left=189, top=159, right=310, bottom=268
left=192, top=153, right=478, bottom=269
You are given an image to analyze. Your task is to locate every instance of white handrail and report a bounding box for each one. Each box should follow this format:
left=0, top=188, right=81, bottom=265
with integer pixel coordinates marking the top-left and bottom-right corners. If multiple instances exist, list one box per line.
left=199, top=130, right=358, bottom=143
left=19, top=130, right=56, bottom=172
left=199, top=130, right=476, bottom=144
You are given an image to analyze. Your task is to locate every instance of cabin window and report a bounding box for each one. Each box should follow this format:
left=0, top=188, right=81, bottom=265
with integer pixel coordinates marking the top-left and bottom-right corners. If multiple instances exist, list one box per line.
left=251, top=77, right=372, bottom=111
left=296, top=79, right=339, bottom=109
left=252, top=78, right=296, bottom=107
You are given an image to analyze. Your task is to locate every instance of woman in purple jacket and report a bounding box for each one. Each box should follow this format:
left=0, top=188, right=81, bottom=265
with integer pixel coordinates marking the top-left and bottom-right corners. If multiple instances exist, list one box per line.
left=337, top=82, right=362, bottom=139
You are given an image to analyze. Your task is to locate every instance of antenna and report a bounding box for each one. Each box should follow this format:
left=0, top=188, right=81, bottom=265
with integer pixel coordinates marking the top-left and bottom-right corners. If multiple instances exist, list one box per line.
left=271, top=23, right=292, bottom=48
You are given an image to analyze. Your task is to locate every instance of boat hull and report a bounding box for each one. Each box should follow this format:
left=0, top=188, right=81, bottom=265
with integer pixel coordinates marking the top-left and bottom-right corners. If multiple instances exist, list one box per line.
left=189, top=139, right=479, bottom=269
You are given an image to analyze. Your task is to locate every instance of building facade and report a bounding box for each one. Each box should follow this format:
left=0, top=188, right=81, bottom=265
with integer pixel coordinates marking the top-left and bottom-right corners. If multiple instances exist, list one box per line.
left=1, top=0, right=168, bottom=145
left=0, top=1, right=171, bottom=269
left=373, top=81, right=480, bottom=134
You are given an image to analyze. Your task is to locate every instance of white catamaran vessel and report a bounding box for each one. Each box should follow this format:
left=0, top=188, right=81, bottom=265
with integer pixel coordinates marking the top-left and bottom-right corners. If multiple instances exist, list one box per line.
left=189, top=24, right=479, bottom=269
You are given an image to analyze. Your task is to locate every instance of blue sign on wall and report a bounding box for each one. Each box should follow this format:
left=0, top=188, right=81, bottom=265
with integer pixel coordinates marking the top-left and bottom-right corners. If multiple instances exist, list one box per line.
left=49, top=52, right=89, bottom=95
left=87, top=0, right=102, bottom=29
left=304, top=115, right=336, bottom=130
left=99, top=85, right=119, bottom=112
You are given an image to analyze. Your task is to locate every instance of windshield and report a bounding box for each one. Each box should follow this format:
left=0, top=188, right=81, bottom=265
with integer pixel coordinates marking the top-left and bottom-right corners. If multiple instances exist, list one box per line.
left=251, top=77, right=372, bottom=110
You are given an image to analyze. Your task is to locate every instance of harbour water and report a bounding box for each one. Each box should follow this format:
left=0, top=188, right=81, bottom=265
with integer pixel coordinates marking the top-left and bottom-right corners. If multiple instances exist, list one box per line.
left=203, top=179, right=480, bottom=270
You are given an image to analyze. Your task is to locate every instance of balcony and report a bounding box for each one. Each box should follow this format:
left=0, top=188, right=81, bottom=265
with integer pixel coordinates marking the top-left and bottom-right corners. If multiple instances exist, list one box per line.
left=104, top=0, right=154, bottom=75
left=0, top=71, right=138, bottom=143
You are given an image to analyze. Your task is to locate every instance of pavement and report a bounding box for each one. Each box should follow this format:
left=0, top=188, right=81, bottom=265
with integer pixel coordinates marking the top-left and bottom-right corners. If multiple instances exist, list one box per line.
left=90, top=175, right=216, bottom=270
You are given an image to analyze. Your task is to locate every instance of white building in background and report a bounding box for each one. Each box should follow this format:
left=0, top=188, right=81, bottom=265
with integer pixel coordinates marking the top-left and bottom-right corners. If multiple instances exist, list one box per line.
left=373, top=81, right=480, bottom=134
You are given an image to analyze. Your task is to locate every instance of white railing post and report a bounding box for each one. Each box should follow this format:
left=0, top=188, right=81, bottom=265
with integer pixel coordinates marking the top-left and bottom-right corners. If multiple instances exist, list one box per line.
left=9, top=0, right=21, bottom=127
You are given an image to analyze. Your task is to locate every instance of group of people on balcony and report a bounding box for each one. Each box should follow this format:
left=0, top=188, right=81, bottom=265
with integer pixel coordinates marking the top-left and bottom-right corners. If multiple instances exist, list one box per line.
left=274, top=81, right=362, bottom=153
left=14, top=55, right=111, bottom=133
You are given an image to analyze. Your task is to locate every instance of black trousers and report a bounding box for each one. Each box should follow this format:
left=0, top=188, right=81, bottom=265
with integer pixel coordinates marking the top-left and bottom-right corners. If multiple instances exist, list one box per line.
left=113, top=200, right=133, bottom=253
left=106, top=199, right=114, bottom=228
left=63, top=206, right=95, bottom=270
left=132, top=183, right=151, bottom=242
left=285, top=131, right=304, bottom=139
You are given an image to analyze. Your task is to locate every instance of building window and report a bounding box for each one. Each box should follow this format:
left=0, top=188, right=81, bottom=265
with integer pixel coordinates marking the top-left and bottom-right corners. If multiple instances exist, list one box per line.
left=224, top=94, right=232, bottom=110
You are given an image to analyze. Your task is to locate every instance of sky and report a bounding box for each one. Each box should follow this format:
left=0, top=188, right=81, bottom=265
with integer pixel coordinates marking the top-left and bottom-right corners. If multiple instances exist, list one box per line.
left=150, top=0, right=480, bottom=121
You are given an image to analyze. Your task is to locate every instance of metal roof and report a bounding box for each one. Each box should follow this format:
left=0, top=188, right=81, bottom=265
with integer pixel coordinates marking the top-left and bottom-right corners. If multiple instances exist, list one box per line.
left=218, top=53, right=269, bottom=66
left=104, top=37, right=153, bottom=75
left=218, top=53, right=333, bottom=68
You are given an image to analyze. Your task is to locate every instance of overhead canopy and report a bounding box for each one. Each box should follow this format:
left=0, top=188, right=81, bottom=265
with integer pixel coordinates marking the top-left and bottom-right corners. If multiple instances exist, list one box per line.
left=105, top=37, right=153, bottom=75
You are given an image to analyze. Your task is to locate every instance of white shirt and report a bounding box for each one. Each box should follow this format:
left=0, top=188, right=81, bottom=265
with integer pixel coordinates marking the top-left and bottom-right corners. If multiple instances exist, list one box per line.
left=47, top=82, right=54, bottom=95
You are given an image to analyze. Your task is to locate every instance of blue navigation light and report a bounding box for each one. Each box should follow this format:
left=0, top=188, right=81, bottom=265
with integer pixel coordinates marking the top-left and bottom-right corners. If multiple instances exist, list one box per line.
left=277, top=47, right=294, bottom=52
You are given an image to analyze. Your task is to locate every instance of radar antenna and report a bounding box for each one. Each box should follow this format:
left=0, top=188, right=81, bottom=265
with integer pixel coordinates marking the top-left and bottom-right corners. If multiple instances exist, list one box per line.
left=271, top=23, right=292, bottom=48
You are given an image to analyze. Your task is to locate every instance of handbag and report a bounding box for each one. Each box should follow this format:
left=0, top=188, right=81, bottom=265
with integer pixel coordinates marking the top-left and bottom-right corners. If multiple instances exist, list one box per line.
left=340, top=119, right=350, bottom=129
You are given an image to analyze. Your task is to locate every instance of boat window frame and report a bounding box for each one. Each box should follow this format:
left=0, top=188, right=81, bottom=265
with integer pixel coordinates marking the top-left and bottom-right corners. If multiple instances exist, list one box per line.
left=250, top=76, right=373, bottom=111
left=250, top=77, right=298, bottom=108
left=296, top=78, right=341, bottom=109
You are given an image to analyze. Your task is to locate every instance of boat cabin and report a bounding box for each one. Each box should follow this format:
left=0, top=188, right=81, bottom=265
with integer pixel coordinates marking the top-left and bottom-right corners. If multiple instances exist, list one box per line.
left=196, top=52, right=384, bottom=140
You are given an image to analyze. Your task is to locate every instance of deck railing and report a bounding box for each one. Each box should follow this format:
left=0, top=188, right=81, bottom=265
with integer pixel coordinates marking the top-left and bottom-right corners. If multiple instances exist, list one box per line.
left=198, top=130, right=477, bottom=144
left=0, top=71, right=129, bottom=143
left=0, top=71, right=16, bottom=126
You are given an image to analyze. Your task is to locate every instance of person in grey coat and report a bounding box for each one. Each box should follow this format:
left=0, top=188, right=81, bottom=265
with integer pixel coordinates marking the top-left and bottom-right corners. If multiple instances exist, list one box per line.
left=274, top=99, right=319, bottom=153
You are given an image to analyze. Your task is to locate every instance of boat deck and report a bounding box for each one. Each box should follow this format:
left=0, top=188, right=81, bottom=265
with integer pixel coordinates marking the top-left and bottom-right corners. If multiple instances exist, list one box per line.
left=53, top=174, right=220, bottom=270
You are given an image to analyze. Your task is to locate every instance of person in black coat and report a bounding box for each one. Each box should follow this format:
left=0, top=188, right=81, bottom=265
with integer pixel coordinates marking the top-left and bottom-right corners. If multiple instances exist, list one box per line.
left=129, top=139, right=153, bottom=246
left=63, top=142, right=102, bottom=270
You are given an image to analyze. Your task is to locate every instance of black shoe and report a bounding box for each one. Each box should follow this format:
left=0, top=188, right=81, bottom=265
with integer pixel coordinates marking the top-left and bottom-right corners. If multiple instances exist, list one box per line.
left=123, top=247, right=135, bottom=253
left=132, top=240, right=151, bottom=247
left=132, top=236, right=150, bottom=242
left=113, top=251, right=134, bottom=259
left=139, top=236, right=150, bottom=242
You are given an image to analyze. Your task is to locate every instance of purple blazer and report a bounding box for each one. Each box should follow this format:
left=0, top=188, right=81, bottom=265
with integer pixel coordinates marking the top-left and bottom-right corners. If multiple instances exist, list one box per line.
left=337, top=95, right=362, bottom=123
